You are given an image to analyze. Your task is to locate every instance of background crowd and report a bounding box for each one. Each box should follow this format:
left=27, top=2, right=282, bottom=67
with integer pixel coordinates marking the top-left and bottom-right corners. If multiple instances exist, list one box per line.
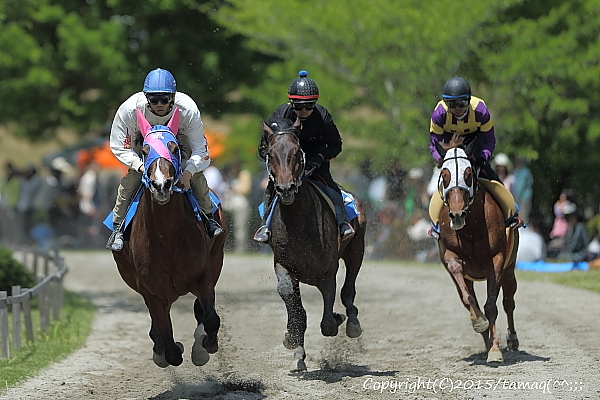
left=1, top=142, right=599, bottom=266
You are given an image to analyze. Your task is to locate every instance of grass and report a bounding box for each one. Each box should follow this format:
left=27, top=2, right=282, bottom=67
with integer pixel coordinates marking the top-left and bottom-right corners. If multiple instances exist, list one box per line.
left=516, top=268, right=600, bottom=295
left=381, top=259, right=600, bottom=295
left=0, top=291, right=95, bottom=391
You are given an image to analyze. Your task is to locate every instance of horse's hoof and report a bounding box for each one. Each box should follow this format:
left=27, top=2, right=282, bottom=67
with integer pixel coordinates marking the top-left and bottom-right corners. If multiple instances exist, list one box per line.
left=487, top=349, right=503, bottom=363
left=346, top=320, right=362, bottom=338
left=152, top=351, right=169, bottom=368
left=192, top=325, right=210, bottom=366
left=153, top=342, right=183, bottom=368
left=333, top=313, right=346, bottom=327
left=506, top=331, right=519, bottom=351
left=291, top=359, right=307, bottom=372
left=283, top=331, right=298, bottom=350
left=472, top=316, right=489, bottom=333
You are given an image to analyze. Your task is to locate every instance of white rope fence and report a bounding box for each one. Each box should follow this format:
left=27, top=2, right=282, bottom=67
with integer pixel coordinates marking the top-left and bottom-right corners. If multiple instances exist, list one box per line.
left=0, top=247, right=68, bottom=359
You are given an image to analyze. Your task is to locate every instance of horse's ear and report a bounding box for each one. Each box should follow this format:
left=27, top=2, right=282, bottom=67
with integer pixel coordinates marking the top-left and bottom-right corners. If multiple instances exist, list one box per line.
left=262, top=120, right=273, bottom=136
left=293, top=116, right=301, bottom=130
left=136, top=109, right=152, bottom=138
left=167, top=107, right=181, bottom=135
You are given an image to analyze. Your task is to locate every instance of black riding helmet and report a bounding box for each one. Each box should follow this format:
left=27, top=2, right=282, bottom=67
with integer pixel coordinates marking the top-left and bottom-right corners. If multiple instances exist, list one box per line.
left=287, top=70, right=319, bottom=104
left=442, top=77, right=471, bottom=100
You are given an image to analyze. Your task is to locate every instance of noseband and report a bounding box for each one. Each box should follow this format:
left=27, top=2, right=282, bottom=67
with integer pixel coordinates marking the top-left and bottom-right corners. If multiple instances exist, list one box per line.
left=438, top=148, right=477, bottom=208
left=265, top=131, right=307, bottom=193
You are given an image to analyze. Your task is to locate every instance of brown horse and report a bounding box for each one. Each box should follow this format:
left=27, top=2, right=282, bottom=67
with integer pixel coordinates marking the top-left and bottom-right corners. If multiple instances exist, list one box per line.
left=435, top=137, right=519, bottom=363
left=112, top=108, right=226, bottom=367
left=261, top=116, right=367, bottom=372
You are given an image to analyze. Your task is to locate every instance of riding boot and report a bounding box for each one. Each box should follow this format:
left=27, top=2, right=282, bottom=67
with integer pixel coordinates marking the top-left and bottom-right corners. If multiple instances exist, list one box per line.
left=253, top=189, right=274, bottom=243
left=203, top=213, right=224, bottom=238
left=340, top=219, right=355, bottom=240
left=106, top=222, right=125, bottom=251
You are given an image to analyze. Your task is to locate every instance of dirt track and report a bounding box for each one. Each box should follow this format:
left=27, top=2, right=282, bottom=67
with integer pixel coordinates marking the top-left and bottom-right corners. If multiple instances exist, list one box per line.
left=1, top=250, right=599, bottom=400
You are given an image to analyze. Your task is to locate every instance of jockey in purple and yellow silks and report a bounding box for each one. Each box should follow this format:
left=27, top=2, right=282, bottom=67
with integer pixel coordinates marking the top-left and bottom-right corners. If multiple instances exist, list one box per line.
left=427, top=76, right=524, bottom=240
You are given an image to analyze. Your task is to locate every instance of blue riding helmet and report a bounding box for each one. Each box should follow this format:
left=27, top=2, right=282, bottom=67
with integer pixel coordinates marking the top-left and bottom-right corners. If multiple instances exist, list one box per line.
left=143, top=68, right=177, bottom=94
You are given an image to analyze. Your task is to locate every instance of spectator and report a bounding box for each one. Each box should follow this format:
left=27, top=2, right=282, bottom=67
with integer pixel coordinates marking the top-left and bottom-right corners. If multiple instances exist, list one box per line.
left=549, top=202, right=588, bottom=261
left=223, top=160, right=252, bottom=253
left=516, top=220, right=546, bottom=263
left=16, top=165, right=42, bottom=244
left=511, top=157, right=534, bottom=223
left=204, top=165, right=226, bottom=200
left=549, top=189, right=575, bottom=241
left=78, top=159, right=101, bottom=246
left=491, top=153, right=514, bottom=193
left=0, top=162, right=21, bottom=245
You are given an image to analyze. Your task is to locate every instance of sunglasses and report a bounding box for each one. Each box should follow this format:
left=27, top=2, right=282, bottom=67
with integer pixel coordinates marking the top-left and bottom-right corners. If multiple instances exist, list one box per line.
left=292, top=103, right=315, bottom=111
left=147, top=94, right=174, bottom=105
left=444, top=99, right=469, bottom=109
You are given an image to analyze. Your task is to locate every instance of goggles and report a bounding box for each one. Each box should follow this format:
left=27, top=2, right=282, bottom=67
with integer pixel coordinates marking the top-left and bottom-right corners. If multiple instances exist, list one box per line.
left=146, top=94, right=174, bottom=105
left=444, top=99, right=469, bottom=109
left=291, top=102, right=316, bottom=111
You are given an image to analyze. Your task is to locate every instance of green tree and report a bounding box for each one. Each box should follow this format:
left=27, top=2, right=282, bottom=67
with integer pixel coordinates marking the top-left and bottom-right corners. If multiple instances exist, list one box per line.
left=0, top=0, right=273, bottom=140
left=210, top=0, right=524, bottom=170
left=475, top=0, right=600, bottom=222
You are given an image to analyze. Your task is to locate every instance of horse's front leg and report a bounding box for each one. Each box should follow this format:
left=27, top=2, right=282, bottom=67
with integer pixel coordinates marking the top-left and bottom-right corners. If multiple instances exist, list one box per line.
left=317, top=266, right=345, bottom=337
left=143, top=294, right=182, bottom=367
left=341, top=239, right=364, bottom=338
left=483, top=255, right=504, bottom=363
left=190, top=278, right=220, bottom=367
left=501, top=265, right=519, bottom=351
left=442, top=251, right=488, bottom=333
left=275, top=262, right=307, bottom=372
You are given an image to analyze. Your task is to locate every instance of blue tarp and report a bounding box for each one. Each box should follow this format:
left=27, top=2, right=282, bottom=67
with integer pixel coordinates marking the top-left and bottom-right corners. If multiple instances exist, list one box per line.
left=516, top=260, right=589, bottom=272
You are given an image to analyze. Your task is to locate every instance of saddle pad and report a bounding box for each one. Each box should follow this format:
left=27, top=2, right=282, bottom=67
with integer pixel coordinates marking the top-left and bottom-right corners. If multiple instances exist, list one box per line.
left=103, top=190, right=220, bottom=231
left=257, top=183, right=360, bottom=220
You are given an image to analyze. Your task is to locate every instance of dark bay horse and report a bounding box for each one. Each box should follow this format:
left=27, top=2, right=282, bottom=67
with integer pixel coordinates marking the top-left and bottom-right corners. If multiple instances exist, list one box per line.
left=112, top=108, right=226, bottom=367
left=435, top=137, right=519, bottom=363
left=261, top=116, right=367, bottom=372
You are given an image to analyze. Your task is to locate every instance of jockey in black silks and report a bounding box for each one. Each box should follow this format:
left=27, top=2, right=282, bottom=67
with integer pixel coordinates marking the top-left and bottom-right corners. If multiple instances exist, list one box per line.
left=253, top=70, right=354, bottom=243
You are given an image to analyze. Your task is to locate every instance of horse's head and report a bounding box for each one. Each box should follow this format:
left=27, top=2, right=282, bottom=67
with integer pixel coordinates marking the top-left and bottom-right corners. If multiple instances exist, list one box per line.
left=436, top=138, right=478, bottom=230
left=261, top=116, right=304, bottom=205
left=137, top=108, right=182, bottom=205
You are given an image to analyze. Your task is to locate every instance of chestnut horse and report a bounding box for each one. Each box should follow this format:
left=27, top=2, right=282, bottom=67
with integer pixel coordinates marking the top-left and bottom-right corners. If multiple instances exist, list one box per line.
left=112, top=108, right=226, bottom=367
left=435, top=136, right=519, bottom=363
left=261, top=116, right=367, bottom=372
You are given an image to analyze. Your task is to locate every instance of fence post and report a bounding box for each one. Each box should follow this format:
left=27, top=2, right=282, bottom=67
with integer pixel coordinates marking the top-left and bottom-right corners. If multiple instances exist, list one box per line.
left=11, top=285, right=21, bottom=350
left=39, top=277, right=49, bottom=332
left=21, top=288, right=34, bottom=342
left=0, top=291, right=9, bottom=359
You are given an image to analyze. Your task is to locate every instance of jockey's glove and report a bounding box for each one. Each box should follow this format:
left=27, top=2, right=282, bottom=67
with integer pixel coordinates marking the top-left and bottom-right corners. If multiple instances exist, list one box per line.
left=306, top=154, right=324, bottom=171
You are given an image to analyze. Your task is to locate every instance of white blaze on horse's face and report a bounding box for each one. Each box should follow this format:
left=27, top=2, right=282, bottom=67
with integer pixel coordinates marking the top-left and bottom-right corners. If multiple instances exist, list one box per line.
left=438, top=147, right=475, bottom=230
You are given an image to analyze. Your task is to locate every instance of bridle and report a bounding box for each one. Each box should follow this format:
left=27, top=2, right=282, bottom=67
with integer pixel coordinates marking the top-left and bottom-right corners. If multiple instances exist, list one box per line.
left=438, top=147, right=477, bottom=209
left=265, top=130, right=307, bottom=193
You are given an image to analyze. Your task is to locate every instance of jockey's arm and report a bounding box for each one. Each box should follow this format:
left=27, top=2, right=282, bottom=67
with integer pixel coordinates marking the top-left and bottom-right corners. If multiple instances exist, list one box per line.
left=110, top=105, right=144, bottom=172
left=180, top=106, right=211, bottom=175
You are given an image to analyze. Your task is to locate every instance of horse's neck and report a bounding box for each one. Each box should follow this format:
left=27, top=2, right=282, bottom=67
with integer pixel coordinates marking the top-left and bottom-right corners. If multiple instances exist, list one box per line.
left=139, top=190, right=188, bottom=231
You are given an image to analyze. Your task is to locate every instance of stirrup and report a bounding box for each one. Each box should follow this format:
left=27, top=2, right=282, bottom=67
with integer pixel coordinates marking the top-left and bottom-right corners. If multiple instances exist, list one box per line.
left=253, top=225, right=270, bottom=243
left=507, top=215, right=525, bottom=229
left=205, top=219, right=224, bottom=238
left=106, top=231, right=124, bottom=251
left=428, top=226, right=440, bottom=241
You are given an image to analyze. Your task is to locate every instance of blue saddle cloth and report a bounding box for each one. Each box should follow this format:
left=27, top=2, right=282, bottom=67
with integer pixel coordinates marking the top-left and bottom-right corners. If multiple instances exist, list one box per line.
left=258, top=188, right=360, bottom=220
left=103, top=189, right=220, bottom=231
